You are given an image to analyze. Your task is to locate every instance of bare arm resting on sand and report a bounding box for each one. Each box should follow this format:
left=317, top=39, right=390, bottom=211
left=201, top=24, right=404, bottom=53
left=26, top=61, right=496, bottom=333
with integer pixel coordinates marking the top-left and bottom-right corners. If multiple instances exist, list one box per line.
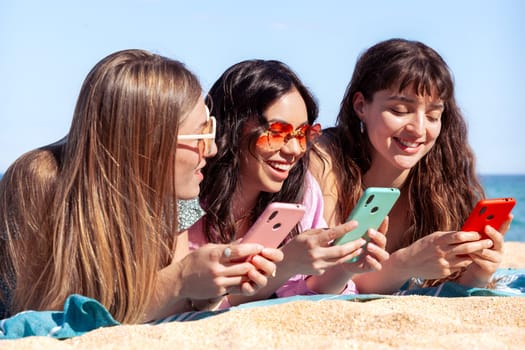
left=143, top=242, right=278, bottom=321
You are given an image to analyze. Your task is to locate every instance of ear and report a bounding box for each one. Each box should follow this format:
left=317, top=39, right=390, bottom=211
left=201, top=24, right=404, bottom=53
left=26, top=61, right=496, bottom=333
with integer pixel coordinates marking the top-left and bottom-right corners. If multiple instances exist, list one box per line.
left=352, top=92, right=366, bottom=120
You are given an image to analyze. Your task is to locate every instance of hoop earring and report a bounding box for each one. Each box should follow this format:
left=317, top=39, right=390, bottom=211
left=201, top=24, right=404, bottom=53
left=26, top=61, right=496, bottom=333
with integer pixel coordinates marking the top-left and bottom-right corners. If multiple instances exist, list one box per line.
left=360, top=121, right=365, bottom=134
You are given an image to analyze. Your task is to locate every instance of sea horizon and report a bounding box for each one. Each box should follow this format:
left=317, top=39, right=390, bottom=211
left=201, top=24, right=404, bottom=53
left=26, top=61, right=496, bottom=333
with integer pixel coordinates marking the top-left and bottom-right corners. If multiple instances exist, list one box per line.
left=0, top=173, right=523, bottom=241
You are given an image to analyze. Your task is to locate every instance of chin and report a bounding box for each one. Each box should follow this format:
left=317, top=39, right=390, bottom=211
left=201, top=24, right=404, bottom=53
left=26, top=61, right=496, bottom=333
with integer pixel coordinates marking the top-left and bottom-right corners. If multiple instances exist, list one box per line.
left=177, top=189, right=201, bottom=200
left=263, top=182, right=285, bottom=194
left=391, top=156, right=424, bottom=170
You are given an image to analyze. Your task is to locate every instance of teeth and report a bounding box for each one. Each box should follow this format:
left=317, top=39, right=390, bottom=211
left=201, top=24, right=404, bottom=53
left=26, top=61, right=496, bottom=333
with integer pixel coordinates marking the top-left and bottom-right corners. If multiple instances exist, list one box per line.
left=268, top=162, right=292, bottom=171
left=397, top=138, right=420, bottom=148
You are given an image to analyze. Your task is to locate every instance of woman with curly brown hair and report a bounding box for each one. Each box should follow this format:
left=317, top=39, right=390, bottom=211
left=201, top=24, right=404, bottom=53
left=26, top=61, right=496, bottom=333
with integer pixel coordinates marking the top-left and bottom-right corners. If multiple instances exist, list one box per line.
left=189, top=59, right=389, bottom=308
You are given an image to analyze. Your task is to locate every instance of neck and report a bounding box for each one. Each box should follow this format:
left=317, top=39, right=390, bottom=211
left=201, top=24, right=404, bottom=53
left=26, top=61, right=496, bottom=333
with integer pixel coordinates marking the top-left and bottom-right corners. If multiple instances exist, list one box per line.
left=364, top=162, right=410, bottom=189
left=232, top=187, right=259, bottom=222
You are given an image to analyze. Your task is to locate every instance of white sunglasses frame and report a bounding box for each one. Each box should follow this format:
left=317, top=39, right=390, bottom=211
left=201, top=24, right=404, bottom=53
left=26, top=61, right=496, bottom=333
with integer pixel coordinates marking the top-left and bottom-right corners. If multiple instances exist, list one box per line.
left=177, top=115, right=216, bottom=141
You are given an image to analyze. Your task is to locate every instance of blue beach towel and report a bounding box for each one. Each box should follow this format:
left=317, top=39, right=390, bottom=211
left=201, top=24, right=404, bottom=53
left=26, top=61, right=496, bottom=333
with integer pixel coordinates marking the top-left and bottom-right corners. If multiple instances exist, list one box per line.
left=0, top=294, right=119, bottom=339
left=396, top=268, right=525, bottom=297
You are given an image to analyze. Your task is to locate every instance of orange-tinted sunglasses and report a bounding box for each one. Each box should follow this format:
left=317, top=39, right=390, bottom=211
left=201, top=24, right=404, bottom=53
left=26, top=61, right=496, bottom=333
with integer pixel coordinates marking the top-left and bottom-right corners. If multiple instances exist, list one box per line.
left=256, top=121, right=322, bottom=151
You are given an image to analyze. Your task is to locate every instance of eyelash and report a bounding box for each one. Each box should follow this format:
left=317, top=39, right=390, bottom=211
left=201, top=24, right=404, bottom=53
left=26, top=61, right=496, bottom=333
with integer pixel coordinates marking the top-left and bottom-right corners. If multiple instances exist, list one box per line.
left=390, top=108, right=407, bottom=115
left=390, top=108, right=441, bottom=122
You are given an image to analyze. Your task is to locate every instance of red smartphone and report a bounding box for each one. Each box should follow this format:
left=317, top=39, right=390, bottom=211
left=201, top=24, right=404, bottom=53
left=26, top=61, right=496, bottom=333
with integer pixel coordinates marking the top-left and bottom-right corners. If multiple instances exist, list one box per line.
left=240, top=202, right=306, bottom=248
left=461, top=197, right=516, bottom=238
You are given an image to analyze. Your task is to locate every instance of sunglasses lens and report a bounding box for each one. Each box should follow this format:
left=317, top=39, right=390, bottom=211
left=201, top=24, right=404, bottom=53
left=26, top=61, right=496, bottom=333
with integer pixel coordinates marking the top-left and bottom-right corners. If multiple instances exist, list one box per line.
left=256, top=122, right=322, bottom=151
left=308, top=124, right=322, bottom=141
left=203, top=118, right=213, bottom=134
left=296, top=125, right=309, bottom=150
left=197, top=139, right=205, bottom=159
left=256, top=133, right=282, bottom=150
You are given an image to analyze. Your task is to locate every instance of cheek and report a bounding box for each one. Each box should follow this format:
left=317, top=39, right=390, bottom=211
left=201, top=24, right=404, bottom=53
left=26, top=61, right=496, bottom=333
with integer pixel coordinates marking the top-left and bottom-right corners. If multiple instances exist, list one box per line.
left=367, top=119, right=394, bottom=147
left=240, top=149, right=263, bottom=176
left=427, top=122, right=442, bottom=143
left=174, top=150, right=198, bottom=179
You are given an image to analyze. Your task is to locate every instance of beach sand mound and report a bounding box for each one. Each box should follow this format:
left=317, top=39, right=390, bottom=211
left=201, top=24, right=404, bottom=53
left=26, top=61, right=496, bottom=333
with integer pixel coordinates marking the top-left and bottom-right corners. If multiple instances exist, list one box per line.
left=3, top=242, right=525, bottom=350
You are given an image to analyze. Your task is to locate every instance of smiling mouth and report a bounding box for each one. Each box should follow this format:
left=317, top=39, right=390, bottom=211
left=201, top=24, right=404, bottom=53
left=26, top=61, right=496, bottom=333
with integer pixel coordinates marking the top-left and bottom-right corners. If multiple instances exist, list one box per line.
left=266, top=161, right=293, bottom=172
left=394, top=137, right=422, bottom=148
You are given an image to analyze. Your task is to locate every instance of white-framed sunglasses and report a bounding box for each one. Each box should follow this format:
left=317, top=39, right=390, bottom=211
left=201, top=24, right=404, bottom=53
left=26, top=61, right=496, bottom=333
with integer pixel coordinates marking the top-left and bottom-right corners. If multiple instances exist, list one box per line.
left=178, top=107, right=217, bottom=158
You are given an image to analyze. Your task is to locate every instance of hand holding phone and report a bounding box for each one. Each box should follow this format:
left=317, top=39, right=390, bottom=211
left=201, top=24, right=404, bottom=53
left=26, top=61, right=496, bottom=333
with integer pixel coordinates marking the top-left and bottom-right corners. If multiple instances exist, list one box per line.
left=333, top=187, right=400, bottom=262
left=461, top=197, right=516, bottom=238
left=240, top=202, right=306, bottom=248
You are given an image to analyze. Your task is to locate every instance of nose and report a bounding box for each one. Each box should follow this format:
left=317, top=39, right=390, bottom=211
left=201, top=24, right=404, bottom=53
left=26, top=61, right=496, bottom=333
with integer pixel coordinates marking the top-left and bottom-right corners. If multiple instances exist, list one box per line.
left=406, top=111, right=425, bottom=136
left=281, top=137, right=304, bottom=157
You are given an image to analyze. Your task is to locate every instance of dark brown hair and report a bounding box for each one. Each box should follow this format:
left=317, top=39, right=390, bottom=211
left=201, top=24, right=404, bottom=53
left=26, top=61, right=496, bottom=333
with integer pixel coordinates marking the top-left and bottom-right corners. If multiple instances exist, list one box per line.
left=320, top=38, right=484, bottom=249
left=201, top=59, right=318, bottom=244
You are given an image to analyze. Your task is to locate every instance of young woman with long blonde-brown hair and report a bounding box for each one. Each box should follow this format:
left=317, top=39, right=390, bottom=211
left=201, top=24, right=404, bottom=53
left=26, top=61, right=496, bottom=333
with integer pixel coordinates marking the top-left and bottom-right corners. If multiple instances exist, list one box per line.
left=0, top=49, right=281, bottom=323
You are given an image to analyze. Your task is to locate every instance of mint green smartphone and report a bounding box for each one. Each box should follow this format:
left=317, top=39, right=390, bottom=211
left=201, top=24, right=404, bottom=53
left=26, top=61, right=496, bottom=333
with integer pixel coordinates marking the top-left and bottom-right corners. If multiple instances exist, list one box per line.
left=333, top=187, right=400, bottom=262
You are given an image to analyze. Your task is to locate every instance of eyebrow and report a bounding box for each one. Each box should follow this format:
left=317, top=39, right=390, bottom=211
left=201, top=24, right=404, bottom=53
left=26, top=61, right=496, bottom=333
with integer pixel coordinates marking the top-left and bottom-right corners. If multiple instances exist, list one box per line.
left=268, top=118, right=309, bottom=127
left=193, top=113, right=210, bottom=131
left=387, top=95, right=445, bottom=110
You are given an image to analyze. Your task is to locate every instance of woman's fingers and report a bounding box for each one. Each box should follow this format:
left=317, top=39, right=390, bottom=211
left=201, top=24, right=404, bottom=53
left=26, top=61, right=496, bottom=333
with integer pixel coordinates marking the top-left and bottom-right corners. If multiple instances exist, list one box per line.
left=250, top=254, right=276, bottom=277
left=498, top=214, right=513, bottom=235
left=377, top=216, right=389, bottom=235
left=367, top=229, right=387, bottom=249
left=312, top=220, right=359, bottom=246
left=469, top=248, right=501, bottom=264
left=365, top=241, right=390, bottom=261
left=221, top=243, right=264, bottom=263
left=258, top=247, right=284, bottom=263
left=450, top=239, right=493, bottom=257
left=482, top=225, right=505, bottom=251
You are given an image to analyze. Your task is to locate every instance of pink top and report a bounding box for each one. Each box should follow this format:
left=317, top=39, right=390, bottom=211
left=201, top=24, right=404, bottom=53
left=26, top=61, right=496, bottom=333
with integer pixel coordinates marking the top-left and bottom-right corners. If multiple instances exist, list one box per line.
left=188, top=171, right=358, bottom=309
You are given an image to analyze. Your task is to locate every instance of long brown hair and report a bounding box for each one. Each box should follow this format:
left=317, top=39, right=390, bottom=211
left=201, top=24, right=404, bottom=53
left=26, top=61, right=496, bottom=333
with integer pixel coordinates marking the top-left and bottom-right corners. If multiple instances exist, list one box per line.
left=320, top=38, right=484, bottom=249
left=0, top=49, right=202, bottom=322
left=201, top=60, right=319, bottom=244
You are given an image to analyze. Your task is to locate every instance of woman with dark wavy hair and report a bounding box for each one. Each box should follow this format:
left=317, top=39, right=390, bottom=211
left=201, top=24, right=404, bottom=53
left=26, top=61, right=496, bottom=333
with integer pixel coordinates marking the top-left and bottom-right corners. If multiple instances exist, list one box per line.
left=310, top=38, right=513, bottom=293
left=189, top=59, right=389, bottom=307
left=0, top=49, right=281, bottom=322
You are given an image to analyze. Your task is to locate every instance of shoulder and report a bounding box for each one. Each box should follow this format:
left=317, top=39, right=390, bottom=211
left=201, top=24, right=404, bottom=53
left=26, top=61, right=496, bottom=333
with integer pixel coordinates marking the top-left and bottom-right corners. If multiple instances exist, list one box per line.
left=309, top=129, right=339, bottom=181
left=308, top=133, right=340, bottom=195
left=300, top=171, right=327, bottom=229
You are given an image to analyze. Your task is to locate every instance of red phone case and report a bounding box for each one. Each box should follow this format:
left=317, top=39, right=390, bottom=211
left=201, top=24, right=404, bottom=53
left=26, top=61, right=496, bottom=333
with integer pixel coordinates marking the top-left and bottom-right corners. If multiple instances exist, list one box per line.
left=241, top=202, right=306, bottom=248
left=461, top=197, right=516, bottom=237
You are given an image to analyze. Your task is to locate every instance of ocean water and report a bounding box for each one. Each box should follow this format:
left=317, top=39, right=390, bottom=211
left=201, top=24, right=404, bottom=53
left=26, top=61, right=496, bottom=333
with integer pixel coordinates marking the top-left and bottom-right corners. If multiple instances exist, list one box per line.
left=0, top=173, right=523, bottom=241
left=480, top=175, right=525, bottom=242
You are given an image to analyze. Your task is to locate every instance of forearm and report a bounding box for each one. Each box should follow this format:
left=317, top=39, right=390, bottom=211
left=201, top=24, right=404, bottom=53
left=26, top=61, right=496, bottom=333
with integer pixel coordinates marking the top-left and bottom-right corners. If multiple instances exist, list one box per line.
left=306, top=266, right=353, bottom=294
left=352, top=254, right=413, bottom=294
left=456, top=269, right=493, bottom=288
left=141, top=263, right=189, bottom=322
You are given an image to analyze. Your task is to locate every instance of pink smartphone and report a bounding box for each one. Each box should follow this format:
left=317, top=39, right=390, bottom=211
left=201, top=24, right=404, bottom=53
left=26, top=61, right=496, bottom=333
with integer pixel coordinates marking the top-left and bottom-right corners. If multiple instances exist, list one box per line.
left=240, top=202, right=306, bottom=248
left=461, top=197, right=516, bottom=238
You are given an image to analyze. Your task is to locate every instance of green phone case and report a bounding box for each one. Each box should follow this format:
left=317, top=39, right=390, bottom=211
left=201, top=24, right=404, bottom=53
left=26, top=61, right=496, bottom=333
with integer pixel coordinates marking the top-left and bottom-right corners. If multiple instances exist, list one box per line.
left=333, top=187, right=400, bottom=262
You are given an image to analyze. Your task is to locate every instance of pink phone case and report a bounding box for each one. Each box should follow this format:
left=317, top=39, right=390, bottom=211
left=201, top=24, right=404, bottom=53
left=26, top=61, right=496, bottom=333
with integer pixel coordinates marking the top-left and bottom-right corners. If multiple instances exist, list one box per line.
left=461, top=197, right=516, bottom=238
left=240, top=202, right=306, bottom=248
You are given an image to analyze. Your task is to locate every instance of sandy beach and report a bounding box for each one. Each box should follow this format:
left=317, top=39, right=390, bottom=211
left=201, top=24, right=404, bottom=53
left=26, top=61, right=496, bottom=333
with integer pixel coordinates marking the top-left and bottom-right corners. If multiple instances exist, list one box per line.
left=3, top=241, right=525, bottom=350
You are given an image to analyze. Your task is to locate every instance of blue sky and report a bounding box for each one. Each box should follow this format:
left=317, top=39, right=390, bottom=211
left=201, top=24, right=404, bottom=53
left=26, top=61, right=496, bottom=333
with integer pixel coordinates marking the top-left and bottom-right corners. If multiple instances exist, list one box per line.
left=1, top=0, right=524, bottom=174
